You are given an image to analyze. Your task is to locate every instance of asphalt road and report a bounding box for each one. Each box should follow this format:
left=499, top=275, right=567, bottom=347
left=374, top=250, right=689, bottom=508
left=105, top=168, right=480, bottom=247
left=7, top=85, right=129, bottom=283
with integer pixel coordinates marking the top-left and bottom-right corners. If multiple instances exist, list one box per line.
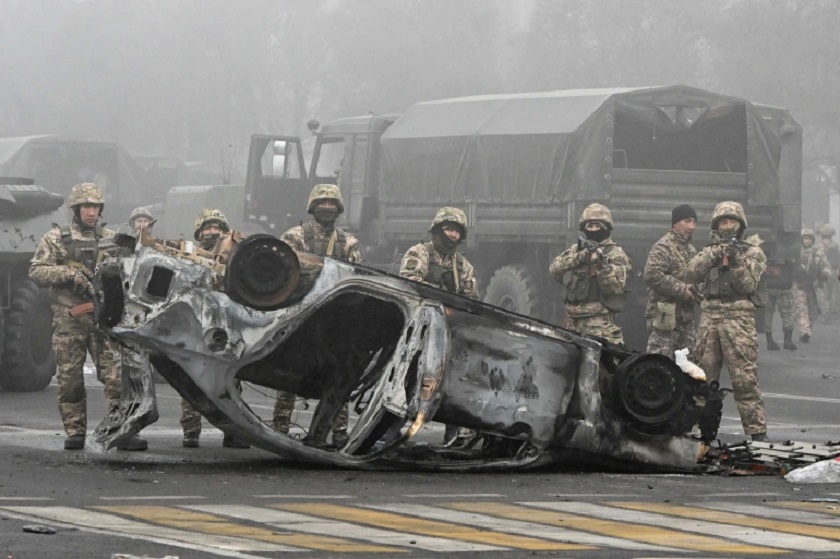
left=1, top=320, right=839, bottom=559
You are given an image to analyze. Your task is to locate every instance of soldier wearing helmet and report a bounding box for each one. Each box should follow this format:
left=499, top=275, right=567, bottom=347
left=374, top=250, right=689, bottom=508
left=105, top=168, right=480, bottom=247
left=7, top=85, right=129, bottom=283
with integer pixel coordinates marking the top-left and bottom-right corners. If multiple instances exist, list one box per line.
left=817, top=224, right=840, bottom=319
left=793, top=227, right=832, bottom=342
left=129, top=207, right=155, bottom=232
left=28, top=183, right=147, bottom=451
left=549, top=203, right=632, bottom=345
left=400, top=206, right=479, bottom=446
left=272, top=184, right=361, bottom=446
left=688, top=201, right=769, bottom=442
left=761, top=238, right=798, bottom=352
left=181, top=209, right=250, bottom=449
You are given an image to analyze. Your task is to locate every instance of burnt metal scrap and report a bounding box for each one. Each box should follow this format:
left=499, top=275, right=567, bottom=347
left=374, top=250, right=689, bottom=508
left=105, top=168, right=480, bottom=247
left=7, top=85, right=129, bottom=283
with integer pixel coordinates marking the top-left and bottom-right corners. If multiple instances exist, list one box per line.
left=94, top=230, right=725, bottom=471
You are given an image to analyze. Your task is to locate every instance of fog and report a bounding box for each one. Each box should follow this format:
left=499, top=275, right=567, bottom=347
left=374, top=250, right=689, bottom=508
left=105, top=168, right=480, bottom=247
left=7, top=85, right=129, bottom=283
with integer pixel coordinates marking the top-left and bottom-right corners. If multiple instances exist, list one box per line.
left=2, top=0, right=838, bottom=215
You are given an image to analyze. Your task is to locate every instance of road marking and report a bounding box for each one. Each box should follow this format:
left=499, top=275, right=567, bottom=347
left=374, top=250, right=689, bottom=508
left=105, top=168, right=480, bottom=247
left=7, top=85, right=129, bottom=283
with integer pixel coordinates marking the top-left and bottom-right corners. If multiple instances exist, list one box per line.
left=0, top=497, right=53, bottom=501
left=447, top=501, right=775, bottom=554
left=700, top=493, right=784, bottom=497
left=189, top=504, right=504, bottom=552
left=403, top=493, right=505, bottom=498
left=277, top=502, right=586, bottom=551
left=763, top=392, right=840, bottom=404
left=96, top=505, right=400, bottom=553
left=607, top=501, right=840, bottom=551
left=0, top=505, right=294, bottom=557
left=699, top=502, right=840, bottom=526
left=254, top=494, right=353, bottom=499
left=373, top=502, right=674, bottom=552
left=99, top=496, right=206, bottom=501
left=775, top=501, right=840, bottom=516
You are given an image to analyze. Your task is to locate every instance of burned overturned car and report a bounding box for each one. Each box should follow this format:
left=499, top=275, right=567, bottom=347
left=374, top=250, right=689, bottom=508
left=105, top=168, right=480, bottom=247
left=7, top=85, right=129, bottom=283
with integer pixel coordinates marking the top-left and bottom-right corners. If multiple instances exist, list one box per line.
left=95, top=231, right=725, bottom=471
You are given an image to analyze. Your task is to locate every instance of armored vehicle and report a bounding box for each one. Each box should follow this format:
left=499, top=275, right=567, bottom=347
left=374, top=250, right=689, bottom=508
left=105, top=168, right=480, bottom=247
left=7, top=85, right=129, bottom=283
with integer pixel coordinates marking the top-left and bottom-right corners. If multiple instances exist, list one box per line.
left=0, top=177, right=61, bottom=391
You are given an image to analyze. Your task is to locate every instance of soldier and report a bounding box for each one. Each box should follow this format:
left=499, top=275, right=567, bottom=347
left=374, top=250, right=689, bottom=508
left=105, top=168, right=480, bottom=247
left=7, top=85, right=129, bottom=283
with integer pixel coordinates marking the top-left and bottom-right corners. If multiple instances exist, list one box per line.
left=181, top=209, right=251, bottom=449
left=793, top=228, right=832, bottom=342
left=400, top=206, right=479, bottom=446
left=549, top=203, right=631, bottom=345
left=128, top=206, right=155, bottom=231
left=688, top=201, right=769, bottom=442
left=762, top=239, right=797, bottom=351
left=272, top=184, right=361, bottom=446
left=29, top=183, right=147, bottom=451
left=643, top=204, right=698, bottom=358
left=817, top=224, right=840, bottom=319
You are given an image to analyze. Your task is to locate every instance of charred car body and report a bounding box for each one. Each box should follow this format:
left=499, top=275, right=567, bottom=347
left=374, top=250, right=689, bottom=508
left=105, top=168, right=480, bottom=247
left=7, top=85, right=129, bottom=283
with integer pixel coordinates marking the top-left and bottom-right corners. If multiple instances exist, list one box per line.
left=96, top=230, right=725, bottom=471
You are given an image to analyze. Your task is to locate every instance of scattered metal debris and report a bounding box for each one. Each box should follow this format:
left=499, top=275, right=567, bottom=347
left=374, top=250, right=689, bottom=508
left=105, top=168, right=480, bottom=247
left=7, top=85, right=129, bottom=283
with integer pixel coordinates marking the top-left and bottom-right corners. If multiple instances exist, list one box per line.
left=710, top=440, right=840, bottom=476
left=22, top=524, right=56, bottom=535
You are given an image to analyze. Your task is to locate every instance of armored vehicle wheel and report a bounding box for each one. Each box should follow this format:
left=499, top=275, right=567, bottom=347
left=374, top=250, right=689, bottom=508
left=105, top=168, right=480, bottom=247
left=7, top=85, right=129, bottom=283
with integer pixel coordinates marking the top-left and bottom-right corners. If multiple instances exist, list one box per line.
left=0, top=280, right=56, bottom=391
left=484, top=265, right=545, bottom=318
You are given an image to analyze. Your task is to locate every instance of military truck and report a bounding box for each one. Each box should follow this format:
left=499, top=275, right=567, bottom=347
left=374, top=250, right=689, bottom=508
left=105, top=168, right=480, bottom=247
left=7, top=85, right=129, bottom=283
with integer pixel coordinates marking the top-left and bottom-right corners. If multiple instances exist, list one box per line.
left=0, top=177, right=61, bottom=391
left=239, top=85, right=803, bottom=350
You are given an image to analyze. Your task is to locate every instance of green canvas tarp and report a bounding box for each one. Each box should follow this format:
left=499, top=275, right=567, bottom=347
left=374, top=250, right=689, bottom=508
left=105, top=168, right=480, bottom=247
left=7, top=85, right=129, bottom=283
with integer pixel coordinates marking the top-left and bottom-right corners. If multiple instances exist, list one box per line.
left=380, top=85, right=787, bottom=206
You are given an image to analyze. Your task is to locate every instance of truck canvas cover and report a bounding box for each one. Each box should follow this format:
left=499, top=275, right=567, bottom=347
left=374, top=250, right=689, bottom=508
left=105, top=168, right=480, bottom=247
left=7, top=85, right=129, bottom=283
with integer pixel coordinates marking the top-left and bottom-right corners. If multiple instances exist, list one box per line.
left=379, top=85, right=786, bottom=206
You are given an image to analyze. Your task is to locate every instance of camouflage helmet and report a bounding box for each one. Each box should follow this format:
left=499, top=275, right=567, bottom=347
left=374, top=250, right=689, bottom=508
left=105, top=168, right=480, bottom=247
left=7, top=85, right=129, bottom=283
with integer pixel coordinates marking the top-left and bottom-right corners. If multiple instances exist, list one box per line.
left=429, top=207, right=468, bottom=239
left=710, top=201, right=748, bottom=230
left=819, top=224, right=835, bottom=238
left=307, top=183, right=345, bottom=214
left=801, top=228, right=816, bottom=240
left=193, top=208, right=230, bottom=240
left=68, top=182, right=105, bottom=208
left=129, top=206, right=154, bottom=225
left=578, top=203, right=614, bottom=231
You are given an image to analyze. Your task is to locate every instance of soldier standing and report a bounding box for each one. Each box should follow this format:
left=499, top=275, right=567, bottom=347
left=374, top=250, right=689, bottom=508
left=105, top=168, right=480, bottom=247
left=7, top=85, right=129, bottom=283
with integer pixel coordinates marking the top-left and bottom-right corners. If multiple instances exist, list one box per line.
left=688, top=201, right=769, bottom=442
left=549, top=203, right=631, bottom=345
left=793, top=228, right=832, bottom=343
left=817, top=224, right=840, bottom=320
left=643, top=204, right=698, bottom=358
left=272, top=184, right=361, bottom=446
left=762, top=239, right=797, bottom=351
left=400, top=206, right=479, bottom=446
left=180, top=209, right=251, bottom=449
left=29, top=183, right=147, bottom=451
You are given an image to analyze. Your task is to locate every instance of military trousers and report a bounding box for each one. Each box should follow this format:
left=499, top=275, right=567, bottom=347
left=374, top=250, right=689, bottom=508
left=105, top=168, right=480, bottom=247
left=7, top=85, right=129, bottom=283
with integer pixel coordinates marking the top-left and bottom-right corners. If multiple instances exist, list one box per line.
left=273, top=390, right=348, bottom=434
left=793, top=284, right=818, bottom=336
left=693, top=312, right=767, bottom=436
left=52, top=304, right=121, bottom=437
left=569, top=313, right=624, bottom=345
left=764, top=288, right=795, bottom=333
left=645, top=315, right=695, bottom=359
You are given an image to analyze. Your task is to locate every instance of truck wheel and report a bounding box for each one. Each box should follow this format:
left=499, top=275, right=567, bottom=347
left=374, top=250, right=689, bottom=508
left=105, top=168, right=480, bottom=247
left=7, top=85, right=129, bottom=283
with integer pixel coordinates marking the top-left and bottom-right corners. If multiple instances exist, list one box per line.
left=484, top=265, right=545, bottom=318
left=0, top=280, right=56, bottom=392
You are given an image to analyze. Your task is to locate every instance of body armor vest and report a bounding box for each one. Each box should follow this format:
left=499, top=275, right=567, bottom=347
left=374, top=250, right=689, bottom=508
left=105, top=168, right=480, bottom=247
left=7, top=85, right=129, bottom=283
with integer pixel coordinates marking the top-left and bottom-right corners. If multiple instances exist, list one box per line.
left=303, top=222, right=347, bottom=259
left=561, top=244, right=625, bottom=311
left=59, top=224, right=103, bottom=273
left=764, top=259, right=794, bottom=290
left=423, top=242, right=462, bottom=293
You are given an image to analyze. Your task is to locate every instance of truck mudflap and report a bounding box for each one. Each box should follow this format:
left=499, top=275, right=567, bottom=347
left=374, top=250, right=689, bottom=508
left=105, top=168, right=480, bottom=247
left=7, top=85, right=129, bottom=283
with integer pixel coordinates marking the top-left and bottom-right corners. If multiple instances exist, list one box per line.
left=93, top=231, right=724, bottom=472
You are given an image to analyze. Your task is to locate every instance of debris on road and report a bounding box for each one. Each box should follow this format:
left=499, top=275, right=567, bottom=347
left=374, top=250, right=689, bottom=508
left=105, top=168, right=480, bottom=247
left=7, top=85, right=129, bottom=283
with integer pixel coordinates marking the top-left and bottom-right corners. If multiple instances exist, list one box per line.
left=22, top=524, right=56, bottom=534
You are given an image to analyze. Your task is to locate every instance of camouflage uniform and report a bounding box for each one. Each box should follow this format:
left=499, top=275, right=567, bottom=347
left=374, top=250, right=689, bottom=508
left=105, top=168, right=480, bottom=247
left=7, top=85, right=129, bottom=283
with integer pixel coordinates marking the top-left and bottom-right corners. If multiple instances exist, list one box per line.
left=273, top=185, right=360, bottom=438
left=817, top=225, right=840, bottom=319
left=644, top=229, right=697, bottom=358
left=549, top=204, right=631, bottom=345
left=688, top=201, right=767, bottom=437
left=793, top=229, right=832, bottom=340
left=28, top=183, right=121, bottom=439
left=762, top=240, right=797, bottom=350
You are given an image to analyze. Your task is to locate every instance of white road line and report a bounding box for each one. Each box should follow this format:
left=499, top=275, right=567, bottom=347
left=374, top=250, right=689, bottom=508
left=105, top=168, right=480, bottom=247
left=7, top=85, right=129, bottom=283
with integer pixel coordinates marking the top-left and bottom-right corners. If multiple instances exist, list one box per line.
left=763, top=392, right=840, bottom=404
left=528, top=502, right=840, bottom=552
left=98, top=496, right=206, bottom=501
left=367, top=503, right=677, bottom=552
left=699, top=502, right=840, bottom=526
left=0, top=497, right=52, bottom=501
left=253, top=494, right=353, bottom=499
left=187, top=504, right=506, bottom=552
left=699, top=492, right=784, bottom=497
left=403, top=493, right=505, bottom=498
left=0, top=506, right=301, bottom=556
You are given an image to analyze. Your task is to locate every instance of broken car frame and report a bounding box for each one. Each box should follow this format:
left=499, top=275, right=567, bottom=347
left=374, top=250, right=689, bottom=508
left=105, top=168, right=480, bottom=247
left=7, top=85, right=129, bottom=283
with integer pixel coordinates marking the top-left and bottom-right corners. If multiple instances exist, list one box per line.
left=93, top=230, right=726, bottom=471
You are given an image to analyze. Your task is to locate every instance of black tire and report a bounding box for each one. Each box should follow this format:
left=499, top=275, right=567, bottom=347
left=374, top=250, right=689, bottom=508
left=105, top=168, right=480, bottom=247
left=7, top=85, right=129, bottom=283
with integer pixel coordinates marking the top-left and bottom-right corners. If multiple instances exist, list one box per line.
left=484, top=265, right=545, bottom=318
left=0, top=280, right=56, bottom=391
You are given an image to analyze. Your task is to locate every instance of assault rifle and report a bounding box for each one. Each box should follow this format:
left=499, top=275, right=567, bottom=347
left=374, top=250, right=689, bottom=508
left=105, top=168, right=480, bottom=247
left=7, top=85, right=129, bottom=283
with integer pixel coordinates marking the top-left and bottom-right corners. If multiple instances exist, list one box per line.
left=578, top=235, right=610, bottom=264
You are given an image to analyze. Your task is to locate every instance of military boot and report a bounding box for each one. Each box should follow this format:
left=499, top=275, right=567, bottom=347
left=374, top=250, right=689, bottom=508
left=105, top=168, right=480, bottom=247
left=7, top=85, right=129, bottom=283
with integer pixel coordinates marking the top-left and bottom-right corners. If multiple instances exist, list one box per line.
left=783, top=329, right=797, bottom=351
left=64, top=434, right=85, bottom=450
left=765, top=332, right=780, bottom=351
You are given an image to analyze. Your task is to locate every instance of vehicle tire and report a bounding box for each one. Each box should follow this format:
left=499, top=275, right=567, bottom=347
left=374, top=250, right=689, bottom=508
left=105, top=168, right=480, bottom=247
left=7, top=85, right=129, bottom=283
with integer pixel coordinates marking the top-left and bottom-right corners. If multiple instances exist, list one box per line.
left=484, top=265, right=546, bottom=319
left=0, top=280, right=56, bottom=392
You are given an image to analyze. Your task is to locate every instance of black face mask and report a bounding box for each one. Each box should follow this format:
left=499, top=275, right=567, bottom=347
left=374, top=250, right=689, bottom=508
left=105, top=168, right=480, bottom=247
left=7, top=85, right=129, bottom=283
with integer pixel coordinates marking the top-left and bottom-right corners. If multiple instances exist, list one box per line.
left=199, top=234, right=220, bottom=251
left=585, top=228, right=610, bottom=243
left=313, top=208, right=339, bottom=227
left=432, top=232, right=460, bottom=254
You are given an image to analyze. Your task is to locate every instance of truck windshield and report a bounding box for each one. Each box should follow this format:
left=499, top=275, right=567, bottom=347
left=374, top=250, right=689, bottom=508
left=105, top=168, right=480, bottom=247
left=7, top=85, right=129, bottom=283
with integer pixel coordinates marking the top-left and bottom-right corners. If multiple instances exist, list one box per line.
left=313, top=137, right=345, bottom=183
